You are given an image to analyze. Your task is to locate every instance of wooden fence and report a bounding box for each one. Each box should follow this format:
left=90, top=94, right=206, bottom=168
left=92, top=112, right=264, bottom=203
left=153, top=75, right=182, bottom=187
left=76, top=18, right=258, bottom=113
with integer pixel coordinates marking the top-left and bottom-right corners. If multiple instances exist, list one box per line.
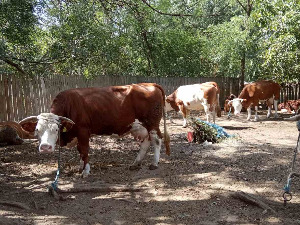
left=280, top=83, right=300, bottom=103
left=1, top=74, right=299, bottom=122
left=0, top=74, right=241, bottom=122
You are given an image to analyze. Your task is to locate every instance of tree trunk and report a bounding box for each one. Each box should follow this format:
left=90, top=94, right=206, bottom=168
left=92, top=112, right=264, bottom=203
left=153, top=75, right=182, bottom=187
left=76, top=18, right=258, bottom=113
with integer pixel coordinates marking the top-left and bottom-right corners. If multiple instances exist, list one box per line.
left=239, top=51, right=245, bottom=91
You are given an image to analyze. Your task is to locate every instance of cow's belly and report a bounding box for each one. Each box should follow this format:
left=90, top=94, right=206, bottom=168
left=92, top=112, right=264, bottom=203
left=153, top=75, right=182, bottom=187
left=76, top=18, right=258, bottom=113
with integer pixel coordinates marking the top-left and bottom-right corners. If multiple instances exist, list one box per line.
left=184, top=100, right=205, bottom=111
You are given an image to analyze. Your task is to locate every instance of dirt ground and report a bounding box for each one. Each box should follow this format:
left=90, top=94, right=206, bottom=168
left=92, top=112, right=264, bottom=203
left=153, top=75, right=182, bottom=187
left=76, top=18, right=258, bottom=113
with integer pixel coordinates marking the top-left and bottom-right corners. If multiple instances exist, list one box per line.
left=0, top=110, right=300, bottom=225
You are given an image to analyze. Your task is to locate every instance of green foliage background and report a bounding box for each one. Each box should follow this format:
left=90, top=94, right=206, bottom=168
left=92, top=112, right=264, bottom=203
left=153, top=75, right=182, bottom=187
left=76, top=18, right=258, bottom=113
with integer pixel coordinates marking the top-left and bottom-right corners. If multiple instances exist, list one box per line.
left=0, top=0, right=299, bottom=82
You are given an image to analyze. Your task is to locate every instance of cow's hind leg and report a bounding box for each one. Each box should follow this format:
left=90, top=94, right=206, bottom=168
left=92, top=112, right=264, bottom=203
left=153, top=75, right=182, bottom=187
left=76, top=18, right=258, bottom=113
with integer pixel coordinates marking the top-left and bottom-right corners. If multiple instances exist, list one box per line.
left=267, top=98, right=273, bottom=118
left=129, top=137, right=151, bottom=170
left=211, top=105, right=216, bottom=124
left=274, top=99, right=279, bottom=118
left=254, top=106, right=260, bottom=121
left=247, top=107, right=252, bottom=121
left=182, top=108, right=190, bottom=128
left=149, top=130, right=162, bottom=170
left=77, top=130, right=91, bottom=177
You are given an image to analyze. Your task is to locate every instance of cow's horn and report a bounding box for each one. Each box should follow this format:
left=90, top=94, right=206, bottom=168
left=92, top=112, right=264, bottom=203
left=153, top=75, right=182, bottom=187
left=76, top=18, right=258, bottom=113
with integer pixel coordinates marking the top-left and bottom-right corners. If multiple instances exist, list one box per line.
left=284, top=114, right=300, bottom=121
left=58, top=116, right=75, bottom=124
left=19, top=116, right=38, bottom=125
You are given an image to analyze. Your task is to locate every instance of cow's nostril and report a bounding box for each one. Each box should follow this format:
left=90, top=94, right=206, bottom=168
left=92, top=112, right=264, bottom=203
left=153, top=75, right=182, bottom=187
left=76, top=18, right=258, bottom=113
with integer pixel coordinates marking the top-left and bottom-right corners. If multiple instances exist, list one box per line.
left=40, top=144, right=52, bottom=152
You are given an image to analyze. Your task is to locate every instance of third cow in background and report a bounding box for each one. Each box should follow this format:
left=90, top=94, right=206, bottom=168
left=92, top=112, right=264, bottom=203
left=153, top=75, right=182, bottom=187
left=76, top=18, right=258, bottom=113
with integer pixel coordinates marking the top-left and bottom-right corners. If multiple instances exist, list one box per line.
left=228, top=80, right=281, bottom=121
left=166, top=82, right=221, bottom=127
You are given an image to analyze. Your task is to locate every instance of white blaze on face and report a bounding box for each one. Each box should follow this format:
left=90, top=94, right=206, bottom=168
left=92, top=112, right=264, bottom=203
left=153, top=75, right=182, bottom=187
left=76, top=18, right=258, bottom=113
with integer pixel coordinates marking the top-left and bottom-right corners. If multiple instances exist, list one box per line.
left=231, top=98, right=243, bottom=115
left=36, top=113, right=60, bottom=153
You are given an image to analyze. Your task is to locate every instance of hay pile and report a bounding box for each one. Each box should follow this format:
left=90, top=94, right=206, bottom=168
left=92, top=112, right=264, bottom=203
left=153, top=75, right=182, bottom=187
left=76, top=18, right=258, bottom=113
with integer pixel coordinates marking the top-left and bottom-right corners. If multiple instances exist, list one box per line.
left=189, top=117, right=231, bottom=144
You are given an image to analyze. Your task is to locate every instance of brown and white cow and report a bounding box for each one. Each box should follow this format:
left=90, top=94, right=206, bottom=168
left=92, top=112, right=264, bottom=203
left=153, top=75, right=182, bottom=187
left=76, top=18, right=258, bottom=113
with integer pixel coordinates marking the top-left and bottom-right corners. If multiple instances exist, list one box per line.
left=0, top=121, right=35, bottom=139
left=19, top=83, right=170, bottom=176
left=166, top=82, right=221, bottom=127
left=224, top=94, right=237, bottom=116
left=229, top=80, right=281, bottom=121
left=278, top=99, right=300, bottom=114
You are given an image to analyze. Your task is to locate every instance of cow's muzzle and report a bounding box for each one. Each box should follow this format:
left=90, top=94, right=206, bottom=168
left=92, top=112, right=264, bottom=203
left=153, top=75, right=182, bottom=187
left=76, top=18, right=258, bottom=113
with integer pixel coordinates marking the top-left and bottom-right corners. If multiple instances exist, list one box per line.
left=39, top=144, right=54, bottom=153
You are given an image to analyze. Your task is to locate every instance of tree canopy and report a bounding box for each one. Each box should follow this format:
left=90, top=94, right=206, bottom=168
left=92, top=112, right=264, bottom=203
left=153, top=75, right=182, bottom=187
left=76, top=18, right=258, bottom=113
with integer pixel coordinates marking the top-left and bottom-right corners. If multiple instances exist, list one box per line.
left=0, top=0, right=299, bottom=82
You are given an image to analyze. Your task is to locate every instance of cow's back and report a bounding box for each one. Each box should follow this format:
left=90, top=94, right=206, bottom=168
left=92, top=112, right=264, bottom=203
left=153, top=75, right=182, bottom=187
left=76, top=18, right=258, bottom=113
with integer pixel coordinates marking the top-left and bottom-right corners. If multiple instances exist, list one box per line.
left=50, top=83, right=164, bottom=137
left=239, top=80, right=280, bottom=100
left=176, top=84, right=205, bottom=106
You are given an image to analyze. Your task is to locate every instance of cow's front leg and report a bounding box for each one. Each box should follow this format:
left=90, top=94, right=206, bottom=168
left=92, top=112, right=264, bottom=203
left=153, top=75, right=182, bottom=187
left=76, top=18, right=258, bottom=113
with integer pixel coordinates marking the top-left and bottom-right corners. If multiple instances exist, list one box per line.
left=247, top=107, right=252, bottom=121
left=182, top=108, right=190, bottom=128
left=254, top=106, right=259, bottom=121
left=77, top=131, right=90, bottom=177
left=211, top=105, right=216, bottom=124
left=203, top=103, right=211, bottom=123
left=129, top=137, right=151, bottom=170
left=149, top=130, right=162, bottom=170
left=267, top=106, right=272, bottom=118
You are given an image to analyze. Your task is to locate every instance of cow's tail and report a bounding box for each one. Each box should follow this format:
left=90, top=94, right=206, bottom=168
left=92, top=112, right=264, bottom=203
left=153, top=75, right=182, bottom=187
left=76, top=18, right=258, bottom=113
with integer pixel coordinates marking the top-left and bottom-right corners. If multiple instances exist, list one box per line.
left=210, top=83, right=221, bottom=117
left=154, top=84, right=171, bottom=155
left=162, top=99, right=171, bottom=155
left=216, top=93, right=222, bottom=117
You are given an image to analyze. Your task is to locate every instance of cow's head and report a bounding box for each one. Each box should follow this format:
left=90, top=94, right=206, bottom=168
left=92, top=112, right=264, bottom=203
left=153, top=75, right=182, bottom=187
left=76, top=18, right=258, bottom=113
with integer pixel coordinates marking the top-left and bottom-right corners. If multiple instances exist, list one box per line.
left=166, top=93, right=180, bottom=112
left=228, top=98, right=247, bottom=116
left=165, top=97, right=174, bottom=112
left=19, top=113, right=74, bottom=153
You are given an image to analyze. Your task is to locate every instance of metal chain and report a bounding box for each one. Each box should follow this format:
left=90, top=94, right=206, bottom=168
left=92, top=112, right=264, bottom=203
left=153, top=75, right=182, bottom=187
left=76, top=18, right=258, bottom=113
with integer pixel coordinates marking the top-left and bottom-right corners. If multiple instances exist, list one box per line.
left=283, top=132, right=300, bottom=205
left=51, top=122, right=62, bottom=191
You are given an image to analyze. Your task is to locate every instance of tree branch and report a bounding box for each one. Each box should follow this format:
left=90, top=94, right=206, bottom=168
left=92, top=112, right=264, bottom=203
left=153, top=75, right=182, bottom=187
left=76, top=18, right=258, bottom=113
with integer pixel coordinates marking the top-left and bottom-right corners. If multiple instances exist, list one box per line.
left=141, top=0, right=194, bottom=17
left=141, top=0, right=226, bottom=18
left=236, top=0, right=248, bottom=14
left=10, top=56, right=66, bottom=65
left=0, top=57, right=28, bottom=76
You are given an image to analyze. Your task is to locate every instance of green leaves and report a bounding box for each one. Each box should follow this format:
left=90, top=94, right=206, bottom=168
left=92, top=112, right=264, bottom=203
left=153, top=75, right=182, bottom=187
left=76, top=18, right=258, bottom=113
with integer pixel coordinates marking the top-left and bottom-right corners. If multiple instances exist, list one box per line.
left=0, top=0, right=299, bottom=82
left=251, top=0, right=300, bottom=82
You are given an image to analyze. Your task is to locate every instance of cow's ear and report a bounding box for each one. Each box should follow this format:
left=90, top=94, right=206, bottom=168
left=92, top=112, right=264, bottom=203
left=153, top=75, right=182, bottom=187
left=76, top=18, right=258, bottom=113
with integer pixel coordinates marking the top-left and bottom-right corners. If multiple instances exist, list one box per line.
left=21, top=122, right=37, bottom=133
left=19, top=116, right=38, bottom=133
left=176, top=100, right=184, bottom=105
left=60, top=120, right=74, bottom=132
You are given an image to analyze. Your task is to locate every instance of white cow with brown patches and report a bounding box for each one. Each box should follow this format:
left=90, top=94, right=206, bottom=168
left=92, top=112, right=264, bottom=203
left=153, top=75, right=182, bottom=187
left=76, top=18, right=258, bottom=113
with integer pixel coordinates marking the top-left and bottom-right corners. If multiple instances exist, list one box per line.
left=166, top=82, right=221, bottom=127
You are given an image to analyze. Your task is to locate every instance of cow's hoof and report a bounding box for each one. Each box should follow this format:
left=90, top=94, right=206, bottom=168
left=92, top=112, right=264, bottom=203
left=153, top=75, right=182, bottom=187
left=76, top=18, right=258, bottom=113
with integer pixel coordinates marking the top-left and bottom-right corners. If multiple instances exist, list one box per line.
left=149, top=164, right=158, bottom=170
left=81, top=171, right=90, bottom=178
left=129, top=164, right=141, bottom=170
